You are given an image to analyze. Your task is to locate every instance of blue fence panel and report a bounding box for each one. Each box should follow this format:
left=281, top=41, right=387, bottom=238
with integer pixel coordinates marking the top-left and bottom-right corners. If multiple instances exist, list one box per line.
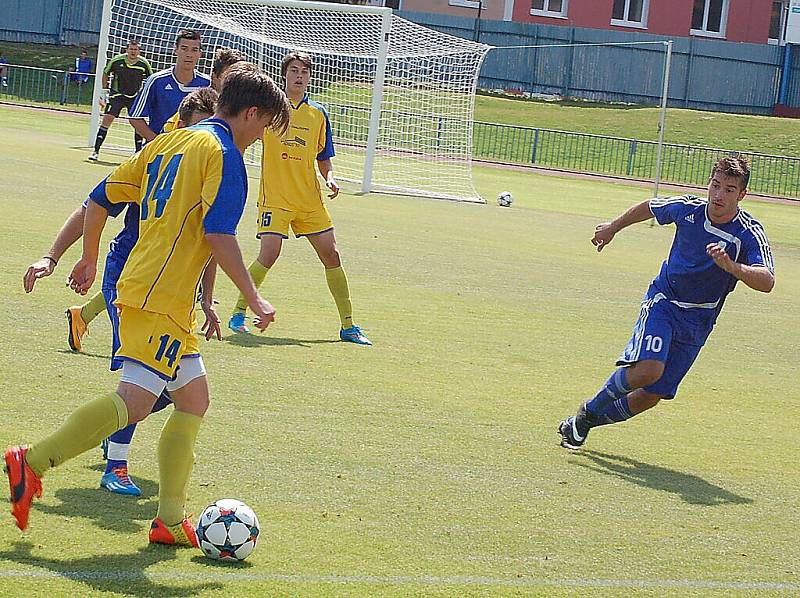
left=0, top=0, right=101, bottom=46
left=399, top=10, right=784, bottom=114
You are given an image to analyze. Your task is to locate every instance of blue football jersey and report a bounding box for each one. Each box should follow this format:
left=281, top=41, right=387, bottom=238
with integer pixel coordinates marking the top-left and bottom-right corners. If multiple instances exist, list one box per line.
left=649, top=195, right=774, bottom=319
left=129, top=67, right=211, bottom=135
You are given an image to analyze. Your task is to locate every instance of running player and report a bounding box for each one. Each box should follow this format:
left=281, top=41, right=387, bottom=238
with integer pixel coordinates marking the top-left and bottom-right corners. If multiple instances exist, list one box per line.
left=558, top=157, right=775, bottom=450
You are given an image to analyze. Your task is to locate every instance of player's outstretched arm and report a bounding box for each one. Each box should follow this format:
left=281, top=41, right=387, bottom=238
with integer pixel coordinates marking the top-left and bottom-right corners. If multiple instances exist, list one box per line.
left=706, top=243, right=775, bottom=293
left=199, top=259, right=221, bottom=341
left=317, top=159, right=339, bottom=199
left=205, top=233, right=276, bottom=331
left=23, top=204, right=86, bottom=293
left=592, top=199, right=654, bottom=252
left=68, top=201, right=109, bottom=295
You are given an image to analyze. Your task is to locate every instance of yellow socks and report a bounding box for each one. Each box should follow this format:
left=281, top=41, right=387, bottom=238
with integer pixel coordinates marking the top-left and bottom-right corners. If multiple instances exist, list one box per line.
left=234, top=260, right=270, bottom=314
left=325, top=266, right=353, bottom=329
left=26, top=393, right=128, bottom=477
left=80, top=291, right=107, bottom=324
left=156, top=410, right=203, bottom=526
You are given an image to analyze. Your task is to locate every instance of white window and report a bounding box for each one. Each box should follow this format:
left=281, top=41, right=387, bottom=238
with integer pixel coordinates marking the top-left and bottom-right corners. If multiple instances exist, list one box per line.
left=449, top=0, right=481, bottom=8
left=691, top=0, right=729, bottom=38
left=768, top=1, right=788, bottom=45
left=530, top=0, right=568, bottom=18
left=611, top=0, right=649, bottom=28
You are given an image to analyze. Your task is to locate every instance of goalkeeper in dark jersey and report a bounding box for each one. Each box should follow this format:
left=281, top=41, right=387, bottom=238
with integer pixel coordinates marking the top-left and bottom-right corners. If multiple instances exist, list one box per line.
left=89, top=39, right=153, bottom=161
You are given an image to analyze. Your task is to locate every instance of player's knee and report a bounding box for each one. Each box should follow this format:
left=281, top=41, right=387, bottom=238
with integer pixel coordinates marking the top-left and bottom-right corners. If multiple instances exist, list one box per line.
left=637, top=359, right=664, bottom=386
left=631, top=360, right=664, bottom=387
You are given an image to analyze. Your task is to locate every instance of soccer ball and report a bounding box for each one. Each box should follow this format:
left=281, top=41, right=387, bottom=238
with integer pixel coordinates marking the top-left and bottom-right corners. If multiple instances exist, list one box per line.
left=196, top=498, right=260, bottom=561
left=497, top=191, right=513, bottom=207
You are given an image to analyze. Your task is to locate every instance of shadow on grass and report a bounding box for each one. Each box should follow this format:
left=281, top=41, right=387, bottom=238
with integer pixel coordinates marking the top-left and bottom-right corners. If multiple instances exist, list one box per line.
left=33, top=468, right=159, bottom=534
left=225, top=334, right=340, bottom=348
left=572, top=450, right=753, bottom=506
left=56, top=348, right=111, bottom=360
left=0, top=541, right=222, bottom=597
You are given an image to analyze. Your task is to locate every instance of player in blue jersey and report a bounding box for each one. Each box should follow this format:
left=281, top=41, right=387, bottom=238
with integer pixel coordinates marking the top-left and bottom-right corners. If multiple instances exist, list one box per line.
left=23, top=88, right=219, bottom=496
left=128, top=29, right=210, bottom=143
left=558, top=157, right=775, bottom=450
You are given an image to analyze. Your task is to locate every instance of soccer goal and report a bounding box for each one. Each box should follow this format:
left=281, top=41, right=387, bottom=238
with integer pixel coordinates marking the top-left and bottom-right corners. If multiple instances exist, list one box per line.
left=90, top=0, right=491, bottom=202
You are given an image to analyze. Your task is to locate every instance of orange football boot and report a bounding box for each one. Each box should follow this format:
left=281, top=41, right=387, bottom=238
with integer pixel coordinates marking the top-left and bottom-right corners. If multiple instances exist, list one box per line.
left=4, top=446, right=43, bottom=530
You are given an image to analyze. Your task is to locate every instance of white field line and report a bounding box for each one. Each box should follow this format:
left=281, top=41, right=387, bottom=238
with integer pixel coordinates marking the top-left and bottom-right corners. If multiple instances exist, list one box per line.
left=0, top=569, right=798, bottom=591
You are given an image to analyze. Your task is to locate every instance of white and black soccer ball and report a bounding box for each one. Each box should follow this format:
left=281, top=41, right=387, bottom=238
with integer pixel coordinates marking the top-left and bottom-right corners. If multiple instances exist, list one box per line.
left=196, top=498, right=260, bottom=561
left=497, top=191, right=513, bottom=207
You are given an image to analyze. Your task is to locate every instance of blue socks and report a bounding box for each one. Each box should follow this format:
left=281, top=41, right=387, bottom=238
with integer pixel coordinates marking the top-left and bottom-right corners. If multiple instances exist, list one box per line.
left=585, top=368, right=634, bottom=425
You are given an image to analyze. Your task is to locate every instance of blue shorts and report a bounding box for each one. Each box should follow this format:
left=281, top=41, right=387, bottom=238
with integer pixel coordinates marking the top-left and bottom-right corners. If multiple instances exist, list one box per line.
left=617, top=291, right=713, bottom=399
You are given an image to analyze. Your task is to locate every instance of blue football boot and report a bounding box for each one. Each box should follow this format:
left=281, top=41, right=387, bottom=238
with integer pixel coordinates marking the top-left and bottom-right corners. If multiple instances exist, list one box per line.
left=340, top=325, right=372, bottom=346
left=100, top=466, right=142, bottom=497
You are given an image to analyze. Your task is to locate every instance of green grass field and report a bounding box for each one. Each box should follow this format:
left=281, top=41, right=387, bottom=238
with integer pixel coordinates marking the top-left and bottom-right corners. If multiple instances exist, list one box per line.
left=1, top=105, right=799, bottom=597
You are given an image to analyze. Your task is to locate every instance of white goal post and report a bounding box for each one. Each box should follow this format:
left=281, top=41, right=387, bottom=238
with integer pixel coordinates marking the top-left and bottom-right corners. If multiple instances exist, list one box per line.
left=90, top=0, right=491, bottom=202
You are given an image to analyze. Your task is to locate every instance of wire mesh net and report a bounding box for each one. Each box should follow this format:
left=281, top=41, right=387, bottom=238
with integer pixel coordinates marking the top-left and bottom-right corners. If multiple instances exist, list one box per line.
left=96, top=0, right=491, bottom=201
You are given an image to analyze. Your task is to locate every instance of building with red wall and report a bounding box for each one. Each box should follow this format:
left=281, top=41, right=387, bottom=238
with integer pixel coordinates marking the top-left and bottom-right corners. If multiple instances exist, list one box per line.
left=400, top=0, right=788, bottom=45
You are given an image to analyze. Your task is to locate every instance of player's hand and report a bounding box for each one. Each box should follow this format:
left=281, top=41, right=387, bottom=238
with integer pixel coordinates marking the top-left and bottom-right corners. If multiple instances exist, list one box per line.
left=326, top=178, right=340, bottom=200
left=67, top=257, right=97, bottom=295
left=592, top=222, right=617, bottom=252
left=23, top=257, right=56, bottom=293
left=99, top=88, right=110, bottom=107
left=200, top=300, right=222, bottom=341
left=249, top=295, right=276, bottom=332
left=706, top=242, right=734, bottom=273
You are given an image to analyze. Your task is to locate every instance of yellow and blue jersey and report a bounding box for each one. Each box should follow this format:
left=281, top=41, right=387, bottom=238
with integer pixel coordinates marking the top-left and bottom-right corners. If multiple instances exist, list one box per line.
left=89, top=118, right=247, bottom=326
left=259, top=93, right=334, bottom=212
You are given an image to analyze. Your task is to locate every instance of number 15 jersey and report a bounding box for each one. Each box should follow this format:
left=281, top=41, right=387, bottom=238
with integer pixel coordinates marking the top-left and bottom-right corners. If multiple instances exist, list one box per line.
left=89, top=118, right=248, bottom=326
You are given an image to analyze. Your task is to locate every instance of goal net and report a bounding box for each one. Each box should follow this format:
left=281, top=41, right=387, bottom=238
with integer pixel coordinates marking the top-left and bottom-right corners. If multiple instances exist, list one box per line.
left=91, top=0, right=491, bottom=202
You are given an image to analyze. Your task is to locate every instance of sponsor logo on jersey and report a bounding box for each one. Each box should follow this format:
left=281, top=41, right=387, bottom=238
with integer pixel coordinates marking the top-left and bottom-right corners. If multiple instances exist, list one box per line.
left=685, top=213, right=695, bottom=223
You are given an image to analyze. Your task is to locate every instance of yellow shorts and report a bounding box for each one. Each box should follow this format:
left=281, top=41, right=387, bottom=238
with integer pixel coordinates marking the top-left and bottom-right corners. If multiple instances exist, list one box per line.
left=256, top=205, right=333, bottom=238
left=116, top=306, right=200, bottom=380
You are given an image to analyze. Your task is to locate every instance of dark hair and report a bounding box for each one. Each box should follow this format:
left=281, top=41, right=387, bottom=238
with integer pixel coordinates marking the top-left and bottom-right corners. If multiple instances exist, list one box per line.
left=280, top=51, right=313, bottom=78
left=217, top=62, right=291, bottom=136
left=212, top=47, right=246, bottom=78
left=179, top=87, right=218, bottom=124
left=712, top=156, right=750, bottom=190
left=175, top=29, right=201, bottom=47
left=127, top=38, right=140, bottom=47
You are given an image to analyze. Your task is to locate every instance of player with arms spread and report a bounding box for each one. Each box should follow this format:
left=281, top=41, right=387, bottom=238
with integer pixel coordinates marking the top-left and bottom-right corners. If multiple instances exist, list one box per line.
left=89, top=38, right=153, bottom=161
left=128, top=28, right=210, bottom=143
left=228, top=51, right=371, bottom=345
left=6, top=64, right=291, bottom=546
left=558, top=157, right=775, bottom=449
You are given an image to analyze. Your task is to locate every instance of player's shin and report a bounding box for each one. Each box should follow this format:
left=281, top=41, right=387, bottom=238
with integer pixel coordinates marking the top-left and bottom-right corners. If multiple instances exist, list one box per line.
left=26, top=393, right=128, bottom=477
left=325, top=265, right=353, bottom=328
left=156, top=410, right=203, bottom=525
left=233, top=260, right=270, bottom=315
left=585, top=368, right=632, bottom=420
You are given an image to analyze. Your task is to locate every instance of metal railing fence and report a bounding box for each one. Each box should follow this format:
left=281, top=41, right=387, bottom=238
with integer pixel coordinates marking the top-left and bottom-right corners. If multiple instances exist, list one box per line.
left=0, top=63, right=95, bottom=108
left=2, top=76, right=799, bottom=199
left=473, top=121, right=800, bottom=199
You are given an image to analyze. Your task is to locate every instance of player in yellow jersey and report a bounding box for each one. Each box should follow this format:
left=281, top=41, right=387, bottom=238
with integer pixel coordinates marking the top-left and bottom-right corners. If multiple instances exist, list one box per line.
left=228, top=51, right=372, bottom=345
left=55, top=47, right=247, bottom=354
left=5, top=63, right=291, bottom=545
